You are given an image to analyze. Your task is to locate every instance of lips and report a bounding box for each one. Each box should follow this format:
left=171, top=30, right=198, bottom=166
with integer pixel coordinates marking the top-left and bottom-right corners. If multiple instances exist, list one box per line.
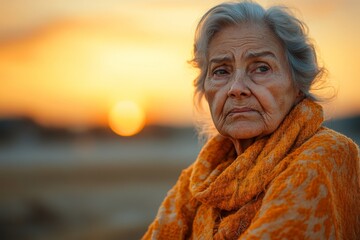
left=227, top=107, right=255, bottom=116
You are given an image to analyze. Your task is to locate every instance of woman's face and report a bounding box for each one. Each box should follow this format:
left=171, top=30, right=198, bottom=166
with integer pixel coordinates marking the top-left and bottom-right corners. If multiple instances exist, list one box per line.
left=204, top=23, right=301, bottom=141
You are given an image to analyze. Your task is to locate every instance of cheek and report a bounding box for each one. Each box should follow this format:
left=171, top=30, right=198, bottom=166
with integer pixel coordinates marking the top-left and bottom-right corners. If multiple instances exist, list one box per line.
left=274, top=81, right=298, bottom=111
left=247, top=77, right=297, bottom=114
left=247, top=81, right=278, bottom=112
left=204, top=84, right=227, bottom=119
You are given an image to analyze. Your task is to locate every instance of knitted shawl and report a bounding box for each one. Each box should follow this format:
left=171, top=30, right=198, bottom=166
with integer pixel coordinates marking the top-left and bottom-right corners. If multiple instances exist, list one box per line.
left=143, top=99, right=360, bottom=239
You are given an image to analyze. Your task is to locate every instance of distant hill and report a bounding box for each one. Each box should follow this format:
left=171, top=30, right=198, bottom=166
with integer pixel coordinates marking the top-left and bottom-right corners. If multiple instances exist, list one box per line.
left=323, top=115, right=360, bottom=144
left=0, top=116, right=196, bottom=145
left=0, top=115, right=359, bottom=145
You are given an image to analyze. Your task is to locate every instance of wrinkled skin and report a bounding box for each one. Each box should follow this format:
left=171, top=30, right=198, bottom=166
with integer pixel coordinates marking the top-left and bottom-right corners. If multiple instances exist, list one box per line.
left=204, top=23, right=302, bottom=153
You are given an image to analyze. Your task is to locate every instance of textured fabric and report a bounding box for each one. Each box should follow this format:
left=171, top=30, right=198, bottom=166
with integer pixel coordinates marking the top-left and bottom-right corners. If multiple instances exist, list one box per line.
left=142, top=99, right=360, bottom=239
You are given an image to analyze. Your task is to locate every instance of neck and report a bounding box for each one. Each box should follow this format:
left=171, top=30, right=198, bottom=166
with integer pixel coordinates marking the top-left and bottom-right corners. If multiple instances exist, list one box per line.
left=230, top=138, right=255, bottom=155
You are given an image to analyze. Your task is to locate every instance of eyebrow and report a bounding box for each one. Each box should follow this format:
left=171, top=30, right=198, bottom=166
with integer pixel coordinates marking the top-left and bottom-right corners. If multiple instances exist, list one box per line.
left=244, top=50, right=276, bottom=59
left=209, top=51, right=277, bottom=65
left=209, top=55, right=234, bottom=64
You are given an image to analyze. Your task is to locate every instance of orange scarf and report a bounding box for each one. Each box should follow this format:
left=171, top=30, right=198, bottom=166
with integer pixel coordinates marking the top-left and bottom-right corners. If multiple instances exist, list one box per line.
left=143, top=99, right=360, bottom=239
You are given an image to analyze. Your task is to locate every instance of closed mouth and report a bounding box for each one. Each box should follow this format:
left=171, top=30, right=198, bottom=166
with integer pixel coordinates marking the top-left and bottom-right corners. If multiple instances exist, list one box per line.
left=227, top=107, right=255, bottom=116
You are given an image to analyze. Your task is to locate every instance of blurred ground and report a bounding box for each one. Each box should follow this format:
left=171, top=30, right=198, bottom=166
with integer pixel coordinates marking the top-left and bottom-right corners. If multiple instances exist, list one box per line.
left=0, top=123, right=201, bottom=240
left=0, top=116, right=359, bottom=239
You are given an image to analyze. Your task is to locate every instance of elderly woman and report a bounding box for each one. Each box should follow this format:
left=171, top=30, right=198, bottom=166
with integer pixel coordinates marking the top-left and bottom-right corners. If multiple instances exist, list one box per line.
left=143, top=1, right=360, bottom=239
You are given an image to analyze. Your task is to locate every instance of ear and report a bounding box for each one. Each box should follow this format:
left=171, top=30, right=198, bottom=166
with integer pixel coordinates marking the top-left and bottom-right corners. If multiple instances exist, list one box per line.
left=295, top=90, right=305, bottom=103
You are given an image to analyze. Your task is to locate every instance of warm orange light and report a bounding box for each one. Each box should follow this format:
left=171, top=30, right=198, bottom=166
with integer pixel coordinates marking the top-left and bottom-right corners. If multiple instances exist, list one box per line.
left=108, top=101, right=146, bottom=136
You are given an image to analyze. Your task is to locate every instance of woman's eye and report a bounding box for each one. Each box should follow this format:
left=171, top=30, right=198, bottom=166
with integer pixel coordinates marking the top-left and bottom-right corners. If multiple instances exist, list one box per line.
left=213, top=69, right=229, bottom=77
left=254, top=65, right=270, bottom=73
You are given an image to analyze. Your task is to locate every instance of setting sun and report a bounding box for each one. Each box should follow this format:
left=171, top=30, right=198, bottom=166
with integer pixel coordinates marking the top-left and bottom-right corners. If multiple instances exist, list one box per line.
left=0, top=0, right=359, bottom=129
left=108, top=101, right=146, bottom=137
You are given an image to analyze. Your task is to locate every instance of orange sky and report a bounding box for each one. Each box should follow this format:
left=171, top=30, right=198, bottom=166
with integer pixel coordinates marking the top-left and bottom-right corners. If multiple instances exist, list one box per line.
left=0, top=0, right=359, bottom=129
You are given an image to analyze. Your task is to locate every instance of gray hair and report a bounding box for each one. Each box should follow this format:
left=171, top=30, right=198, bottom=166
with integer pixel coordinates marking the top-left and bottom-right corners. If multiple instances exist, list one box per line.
left=190, top=0, right=327, bottom=138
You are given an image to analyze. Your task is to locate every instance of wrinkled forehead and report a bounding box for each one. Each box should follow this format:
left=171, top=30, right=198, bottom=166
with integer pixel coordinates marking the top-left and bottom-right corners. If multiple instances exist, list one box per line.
left=206, top=23, right=285, bottom=61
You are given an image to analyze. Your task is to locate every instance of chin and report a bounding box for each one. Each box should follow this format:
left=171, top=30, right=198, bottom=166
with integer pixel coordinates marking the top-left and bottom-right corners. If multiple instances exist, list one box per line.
left=219, top=126, right=263, bottom=141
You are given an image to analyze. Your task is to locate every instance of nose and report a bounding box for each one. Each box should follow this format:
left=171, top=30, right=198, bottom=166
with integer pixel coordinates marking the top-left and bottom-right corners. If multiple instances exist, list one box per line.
left=227, top=70, right=251, bottom=98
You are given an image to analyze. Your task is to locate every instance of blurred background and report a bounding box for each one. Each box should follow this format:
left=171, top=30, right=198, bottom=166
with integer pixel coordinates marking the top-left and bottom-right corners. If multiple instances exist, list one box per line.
left=0, top=0, right=359, bottom=239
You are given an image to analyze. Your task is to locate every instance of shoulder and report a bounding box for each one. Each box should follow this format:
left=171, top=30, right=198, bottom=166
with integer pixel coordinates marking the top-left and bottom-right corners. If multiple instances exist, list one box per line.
left=294, top=126, right=359, bottom=165
left=307, top=127, right=357, bottom=149
left=271, top=127, right=360, bottom=197
left=284, top=126, right=360, bottom=196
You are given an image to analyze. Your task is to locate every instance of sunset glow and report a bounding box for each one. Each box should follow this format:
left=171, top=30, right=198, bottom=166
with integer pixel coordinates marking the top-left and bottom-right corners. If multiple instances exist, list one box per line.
left=0, top=0, right=359, bottom=128
left=108, top=101, right=146, bottom=136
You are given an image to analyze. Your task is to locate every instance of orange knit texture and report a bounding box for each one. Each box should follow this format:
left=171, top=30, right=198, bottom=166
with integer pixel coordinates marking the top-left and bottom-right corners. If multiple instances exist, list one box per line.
left=143, top=99, right=360, bottom=239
